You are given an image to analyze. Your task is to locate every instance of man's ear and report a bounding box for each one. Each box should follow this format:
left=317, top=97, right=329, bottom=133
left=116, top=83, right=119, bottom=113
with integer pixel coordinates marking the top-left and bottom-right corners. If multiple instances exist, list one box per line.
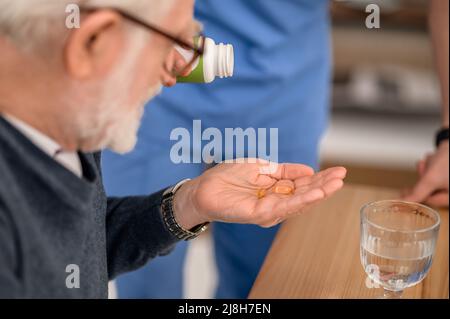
left=64, top=10, right=125, bottom=79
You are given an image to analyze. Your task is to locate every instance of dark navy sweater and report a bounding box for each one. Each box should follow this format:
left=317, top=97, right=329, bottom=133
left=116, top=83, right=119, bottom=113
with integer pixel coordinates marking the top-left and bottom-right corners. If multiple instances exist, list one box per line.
left=0, top=116, right=179, bottom=298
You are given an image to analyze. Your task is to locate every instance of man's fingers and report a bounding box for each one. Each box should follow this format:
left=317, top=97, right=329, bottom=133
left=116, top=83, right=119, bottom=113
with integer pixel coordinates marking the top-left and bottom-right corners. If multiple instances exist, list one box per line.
left=314, top=167, right=347, bottom=186
left=289, top=188, right=325, bottom=207
left=295, top=167, right=346, bottom=191
left=294, top=175, right=314, bottom=188
left=282, top=178, right=344, bottom=212
left=259, top=218, right=284, bottom=229
left=321, top=178, right=345, bottom=197
left=255, top=187, right=320, bottom=224
left=259, top=178, right=344, bottom=227
left=316, top=167, right=347, bottom=181
left=254, top=175, right=345, bottom=228
left=260, top=162, right=315, bottom=180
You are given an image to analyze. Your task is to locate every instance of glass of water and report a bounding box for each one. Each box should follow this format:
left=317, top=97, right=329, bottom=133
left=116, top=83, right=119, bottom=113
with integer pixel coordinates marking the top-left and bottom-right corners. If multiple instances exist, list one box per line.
left=360, top=200, right=440, bottom=298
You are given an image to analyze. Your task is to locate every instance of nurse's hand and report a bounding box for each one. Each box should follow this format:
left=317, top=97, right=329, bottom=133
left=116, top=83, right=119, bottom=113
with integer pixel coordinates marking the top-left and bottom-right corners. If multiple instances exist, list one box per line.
left=403, top=140, right=449, bottom=207
left=161, top=48, right=191, bottom=87
left=173, top=159, right=347, bottom=229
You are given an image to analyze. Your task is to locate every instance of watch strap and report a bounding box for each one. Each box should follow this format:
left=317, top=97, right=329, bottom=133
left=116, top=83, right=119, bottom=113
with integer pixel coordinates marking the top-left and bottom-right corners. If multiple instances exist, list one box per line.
left=435, top=127, right=449, bottom=147
left=161, top=179, right=209, bottom=241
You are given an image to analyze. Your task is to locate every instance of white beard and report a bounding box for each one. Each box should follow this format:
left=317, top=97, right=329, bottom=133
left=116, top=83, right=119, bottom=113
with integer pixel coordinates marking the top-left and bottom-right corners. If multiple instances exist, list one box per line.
left=103, top=103, right=144, bottom=154
left=104, top=84, right=162, bottom=154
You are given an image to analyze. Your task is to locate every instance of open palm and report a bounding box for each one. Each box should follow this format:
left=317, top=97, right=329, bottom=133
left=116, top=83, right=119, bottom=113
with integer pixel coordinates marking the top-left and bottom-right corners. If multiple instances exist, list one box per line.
left=192, top=159, right=346, bottom=227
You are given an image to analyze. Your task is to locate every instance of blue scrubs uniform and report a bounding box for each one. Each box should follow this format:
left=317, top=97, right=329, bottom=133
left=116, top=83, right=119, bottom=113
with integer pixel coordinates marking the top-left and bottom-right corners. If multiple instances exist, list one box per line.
left=102, top=0, right=331, bottom=298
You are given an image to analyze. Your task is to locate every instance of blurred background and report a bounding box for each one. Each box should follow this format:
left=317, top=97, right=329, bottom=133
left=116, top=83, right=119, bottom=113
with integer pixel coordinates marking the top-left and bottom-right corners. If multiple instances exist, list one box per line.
left=111, top=0, right=441, bottom=299
left=321, top=0, right=440, bottom=188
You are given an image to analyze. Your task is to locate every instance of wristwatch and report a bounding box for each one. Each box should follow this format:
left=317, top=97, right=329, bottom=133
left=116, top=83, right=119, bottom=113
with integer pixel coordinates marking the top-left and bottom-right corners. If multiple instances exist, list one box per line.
left=435, top=127, right=449, bottom=147
left=161, top=179, right=209, bottom=241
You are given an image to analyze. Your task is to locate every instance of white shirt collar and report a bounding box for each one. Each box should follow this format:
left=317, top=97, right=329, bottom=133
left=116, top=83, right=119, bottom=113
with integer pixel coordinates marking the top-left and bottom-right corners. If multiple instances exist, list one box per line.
left=2, top=114, right=83, bottom=178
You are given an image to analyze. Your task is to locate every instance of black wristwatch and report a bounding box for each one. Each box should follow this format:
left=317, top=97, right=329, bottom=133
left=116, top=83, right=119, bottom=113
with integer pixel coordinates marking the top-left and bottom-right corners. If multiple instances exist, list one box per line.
left=435, top=127, right=449, bottom=148
left=161, top=179, right=209, bottom=241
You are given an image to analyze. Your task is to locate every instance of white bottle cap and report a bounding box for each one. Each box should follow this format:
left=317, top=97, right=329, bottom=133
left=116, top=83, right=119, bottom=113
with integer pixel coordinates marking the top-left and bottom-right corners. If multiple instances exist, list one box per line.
left=214, top=43, right=234, bottom=78
left=176, top=37, right=234, bottom=83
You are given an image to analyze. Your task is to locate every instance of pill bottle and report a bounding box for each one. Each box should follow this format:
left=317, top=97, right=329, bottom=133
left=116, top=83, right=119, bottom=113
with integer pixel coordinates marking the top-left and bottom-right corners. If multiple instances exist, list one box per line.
left=177, top=37, right=234, bottom=83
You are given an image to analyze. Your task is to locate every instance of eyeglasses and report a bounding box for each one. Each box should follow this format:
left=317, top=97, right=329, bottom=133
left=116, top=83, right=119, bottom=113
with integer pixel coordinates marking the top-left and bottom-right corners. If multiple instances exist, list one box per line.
left=79, top=7, right=205, bottom=77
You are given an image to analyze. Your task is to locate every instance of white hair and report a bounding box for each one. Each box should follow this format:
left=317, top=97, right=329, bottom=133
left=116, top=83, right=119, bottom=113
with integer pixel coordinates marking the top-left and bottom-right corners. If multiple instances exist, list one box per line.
left=0, top=0, right=175, bottom=49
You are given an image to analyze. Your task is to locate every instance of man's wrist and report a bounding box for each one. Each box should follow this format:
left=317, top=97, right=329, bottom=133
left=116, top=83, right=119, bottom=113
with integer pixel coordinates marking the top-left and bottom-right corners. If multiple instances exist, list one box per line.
left=172, top=179, right=208, bottom=230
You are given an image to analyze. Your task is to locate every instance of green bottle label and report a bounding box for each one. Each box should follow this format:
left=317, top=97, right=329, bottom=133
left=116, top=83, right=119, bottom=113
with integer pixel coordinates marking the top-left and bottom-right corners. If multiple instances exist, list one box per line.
left=177, top=55, right=205, bottom=83
left=177, top=36, right=206, bottom=83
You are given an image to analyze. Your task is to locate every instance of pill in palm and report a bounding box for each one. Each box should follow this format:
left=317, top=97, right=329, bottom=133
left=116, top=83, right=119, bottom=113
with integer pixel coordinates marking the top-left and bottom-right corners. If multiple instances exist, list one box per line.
left=257, top=185, right=294, bottom=199
left=273, top=185, right=294, bottom=195
left=257, top=189, right=266, bottom=199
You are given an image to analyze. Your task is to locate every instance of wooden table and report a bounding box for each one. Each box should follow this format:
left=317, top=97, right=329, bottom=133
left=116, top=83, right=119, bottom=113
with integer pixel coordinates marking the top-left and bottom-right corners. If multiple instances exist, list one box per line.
left=249, top=184, right=449, bottom=299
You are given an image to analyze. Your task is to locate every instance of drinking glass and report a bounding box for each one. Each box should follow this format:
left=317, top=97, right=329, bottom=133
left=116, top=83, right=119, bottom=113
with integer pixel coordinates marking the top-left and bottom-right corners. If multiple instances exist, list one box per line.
left=360, top=200, right=440, bottom=298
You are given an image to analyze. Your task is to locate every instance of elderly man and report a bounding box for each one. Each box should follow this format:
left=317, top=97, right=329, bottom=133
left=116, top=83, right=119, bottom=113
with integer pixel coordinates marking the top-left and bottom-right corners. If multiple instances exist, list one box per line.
left=102, top=0, right=449, bottom=299
left=0, top=0, right=346, bottom=298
